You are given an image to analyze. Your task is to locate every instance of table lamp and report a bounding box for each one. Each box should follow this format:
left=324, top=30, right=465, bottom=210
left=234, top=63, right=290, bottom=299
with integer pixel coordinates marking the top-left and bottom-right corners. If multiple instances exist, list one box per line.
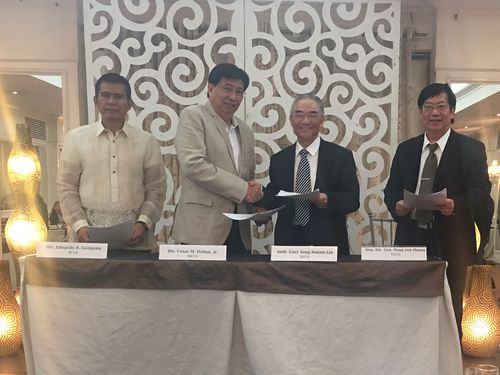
left=0, top=256, right=22, bottom=356
left=4, top=124, right=47, bottom=259
left=461, top=265, right=500, bottom=357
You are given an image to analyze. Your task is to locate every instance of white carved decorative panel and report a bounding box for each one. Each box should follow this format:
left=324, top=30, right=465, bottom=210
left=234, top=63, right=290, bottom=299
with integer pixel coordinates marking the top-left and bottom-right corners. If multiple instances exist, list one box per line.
left=83, top=0, right=400, bottom=252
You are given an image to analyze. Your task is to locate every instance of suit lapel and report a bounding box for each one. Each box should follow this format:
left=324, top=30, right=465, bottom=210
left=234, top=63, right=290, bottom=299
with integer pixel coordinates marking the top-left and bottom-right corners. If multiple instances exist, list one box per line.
left=436, top=129, right=456, bottom=175
left=284, top=144, right=297, bottom=192
left=314, top=139, right=326, bottom=190
left=238, top=125, right=249, bottom=174
left=205, top=102, right=238, bottom=172
left=435, top=129, right=457, bottom=188
left=408, top=135, right=424, bottom=192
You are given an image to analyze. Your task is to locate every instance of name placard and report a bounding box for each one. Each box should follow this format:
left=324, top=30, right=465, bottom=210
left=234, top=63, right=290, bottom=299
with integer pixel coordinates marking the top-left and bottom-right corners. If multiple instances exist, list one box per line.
left=159, top=244, right=226, bottom=261
left=361, top=246, right=427, bottom=261
left=36, top=242, right=108, bottom=259
left=271, top=246, right=337, bottom=262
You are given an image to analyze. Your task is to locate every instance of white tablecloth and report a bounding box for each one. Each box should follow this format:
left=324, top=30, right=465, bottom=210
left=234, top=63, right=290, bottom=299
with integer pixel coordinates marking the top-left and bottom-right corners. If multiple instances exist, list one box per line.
left=20, top=255, right=462, bottom=375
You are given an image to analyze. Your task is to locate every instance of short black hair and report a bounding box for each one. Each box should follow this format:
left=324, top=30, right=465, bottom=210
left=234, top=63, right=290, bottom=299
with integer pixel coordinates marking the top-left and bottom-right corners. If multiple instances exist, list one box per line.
left=208, top=63, right=250, bottom=90
left=95, top=73, right=131, bottom=100
left=417, top=83, right=456, bottom=110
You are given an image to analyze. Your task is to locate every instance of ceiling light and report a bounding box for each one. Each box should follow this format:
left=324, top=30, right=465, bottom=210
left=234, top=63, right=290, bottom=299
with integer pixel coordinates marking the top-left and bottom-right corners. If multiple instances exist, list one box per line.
left=496, top=113, right=500, bottom=117
left=11, top=91, right=18, bottom=95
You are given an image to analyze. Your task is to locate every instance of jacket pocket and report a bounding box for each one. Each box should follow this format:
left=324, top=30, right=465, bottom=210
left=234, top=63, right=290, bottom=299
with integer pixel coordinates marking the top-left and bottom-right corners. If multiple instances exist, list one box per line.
left=184, top=196, right=213, bottom=207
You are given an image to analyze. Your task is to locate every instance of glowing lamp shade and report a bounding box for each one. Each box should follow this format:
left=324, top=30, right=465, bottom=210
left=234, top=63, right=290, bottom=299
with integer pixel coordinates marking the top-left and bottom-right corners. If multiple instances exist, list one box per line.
left=7, top=155, right=37, bottom=178
left=461, top=265, right=500, bottom=357
left=4, top=123, right=47, bottom=258
left=5, top=211, right=47, bottom=256
left=0, top=260, right=22, bottom=356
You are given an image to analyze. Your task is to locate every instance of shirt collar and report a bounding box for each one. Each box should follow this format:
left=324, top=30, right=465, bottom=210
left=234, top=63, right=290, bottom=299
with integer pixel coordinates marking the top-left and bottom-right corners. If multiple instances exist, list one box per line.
left=229, top=117, right=239, bottom=130
left=423, top=128, right=451, bottom=152
left=295, top=136, right=321, bottom=157
left=96, top=121, right=130, bottom=137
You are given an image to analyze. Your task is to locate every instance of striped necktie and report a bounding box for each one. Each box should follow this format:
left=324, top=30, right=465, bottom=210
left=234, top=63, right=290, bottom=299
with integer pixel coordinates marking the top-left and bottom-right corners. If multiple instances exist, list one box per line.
left=294, top=149, right=311, bottom=226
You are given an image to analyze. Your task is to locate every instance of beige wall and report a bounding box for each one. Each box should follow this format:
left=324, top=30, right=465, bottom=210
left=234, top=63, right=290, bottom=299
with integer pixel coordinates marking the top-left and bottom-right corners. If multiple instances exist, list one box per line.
left=433, top=7, right=500, bottom=166
left=0, top=0, right=81, bottom=131
left=0, top=0, right=78, bottom=61
left=0, top=0, right=80, bottom=207
left=401, top=6, right=436, bottom=54
left=435, top=8, right=500, bottom=73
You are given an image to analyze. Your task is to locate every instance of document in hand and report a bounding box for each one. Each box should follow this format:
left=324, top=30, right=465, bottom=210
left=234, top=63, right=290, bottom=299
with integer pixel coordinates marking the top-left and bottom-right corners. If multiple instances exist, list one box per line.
left=88, top=219, right=134, bottom=250
left=222, top=205, right=285, bottom=221
left=403, top=188, right=447, bottom=210
left=276, top=189, right=320, bottom=200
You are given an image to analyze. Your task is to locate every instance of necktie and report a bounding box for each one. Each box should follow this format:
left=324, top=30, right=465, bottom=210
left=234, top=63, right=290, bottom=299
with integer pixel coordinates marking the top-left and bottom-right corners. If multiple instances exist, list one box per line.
left=294, top=149, right=311, bottom=226
left=415, top=143, right=439, bottom=226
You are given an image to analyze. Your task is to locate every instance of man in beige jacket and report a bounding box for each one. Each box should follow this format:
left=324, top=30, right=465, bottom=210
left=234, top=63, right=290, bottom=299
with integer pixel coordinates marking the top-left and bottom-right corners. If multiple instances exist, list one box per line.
left=172, top=63, right=262, bottom=254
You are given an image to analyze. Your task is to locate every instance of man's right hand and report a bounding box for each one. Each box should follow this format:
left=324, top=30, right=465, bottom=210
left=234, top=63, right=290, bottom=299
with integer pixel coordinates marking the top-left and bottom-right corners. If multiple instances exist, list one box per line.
left=77, top=226, right=90, bottom=242
left=395, top=200, right=412, bottom=217
left=246, top=181, right=263, bottom=203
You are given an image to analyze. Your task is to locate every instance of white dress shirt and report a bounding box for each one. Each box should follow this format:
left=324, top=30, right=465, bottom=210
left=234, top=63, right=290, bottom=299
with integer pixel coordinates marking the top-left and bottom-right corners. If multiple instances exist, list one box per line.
left=225, top=119, right=241, bottom=173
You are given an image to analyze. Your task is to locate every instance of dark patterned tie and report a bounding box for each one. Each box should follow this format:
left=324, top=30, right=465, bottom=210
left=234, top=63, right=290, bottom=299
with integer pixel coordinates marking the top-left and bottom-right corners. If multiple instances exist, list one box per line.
left=294, top=149, right=311, bottom=226
left=415, top=143, right=439, bottom=226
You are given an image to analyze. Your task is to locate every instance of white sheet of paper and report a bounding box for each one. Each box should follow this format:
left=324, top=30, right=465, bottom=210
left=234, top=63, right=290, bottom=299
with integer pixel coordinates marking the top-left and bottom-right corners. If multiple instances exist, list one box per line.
left=276, top=189, right=320, bottom=200
left=223, top=206, right=285, bottom=221
left=88, top=219, right=134, bottom=250
left=403, top=188, right=447, bottom=210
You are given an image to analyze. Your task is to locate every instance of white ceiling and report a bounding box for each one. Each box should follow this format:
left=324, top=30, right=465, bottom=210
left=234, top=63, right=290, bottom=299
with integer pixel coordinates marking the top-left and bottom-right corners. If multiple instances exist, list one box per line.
left=0, top=74, right=62, bottom=121
left=454, top=90, right=500, bottom=132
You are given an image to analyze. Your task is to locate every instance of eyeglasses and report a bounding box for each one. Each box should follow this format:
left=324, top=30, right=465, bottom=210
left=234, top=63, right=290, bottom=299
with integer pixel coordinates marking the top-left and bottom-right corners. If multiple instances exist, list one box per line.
left=292, top=111, right=323, bottom=120
left=218, top=85, right=245, bottom=97
left=421, top=103, right=450, bottom=113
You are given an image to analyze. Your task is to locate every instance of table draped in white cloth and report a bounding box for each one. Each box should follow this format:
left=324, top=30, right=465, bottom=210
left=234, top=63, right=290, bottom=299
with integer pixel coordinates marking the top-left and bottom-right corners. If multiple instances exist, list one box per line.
left=20, top=253, right=462, bottom=375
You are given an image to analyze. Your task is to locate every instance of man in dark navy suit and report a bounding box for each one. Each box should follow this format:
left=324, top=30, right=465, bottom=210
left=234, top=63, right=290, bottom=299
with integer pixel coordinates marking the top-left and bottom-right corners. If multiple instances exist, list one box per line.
left=384, top=83, right=493, bottom=332
left=259, top=94, right=360, bottom=255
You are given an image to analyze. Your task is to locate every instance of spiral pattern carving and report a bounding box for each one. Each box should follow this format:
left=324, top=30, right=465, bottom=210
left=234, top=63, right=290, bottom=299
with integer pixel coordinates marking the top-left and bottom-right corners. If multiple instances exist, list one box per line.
left=84, top=0, right=400, bottom=252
